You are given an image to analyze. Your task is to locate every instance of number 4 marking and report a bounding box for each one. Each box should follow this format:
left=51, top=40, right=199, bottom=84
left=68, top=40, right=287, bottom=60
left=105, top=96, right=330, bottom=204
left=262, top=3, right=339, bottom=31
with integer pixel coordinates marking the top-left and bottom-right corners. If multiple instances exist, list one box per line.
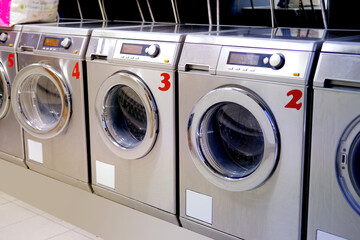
left=285, top=89, right=303, bottom=110
left=72, top=62, right=80, bottom=79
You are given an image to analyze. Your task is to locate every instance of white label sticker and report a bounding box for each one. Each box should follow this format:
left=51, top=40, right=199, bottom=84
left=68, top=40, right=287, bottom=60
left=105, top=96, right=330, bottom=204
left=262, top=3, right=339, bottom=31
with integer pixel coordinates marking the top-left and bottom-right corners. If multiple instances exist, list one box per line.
left=96, top=161, right=115, bottom=189
left=317, top=230, right=348, bottom=240
left=186, top=189, right=213, bottom=224
left=27, top=139, right=43, bottom=164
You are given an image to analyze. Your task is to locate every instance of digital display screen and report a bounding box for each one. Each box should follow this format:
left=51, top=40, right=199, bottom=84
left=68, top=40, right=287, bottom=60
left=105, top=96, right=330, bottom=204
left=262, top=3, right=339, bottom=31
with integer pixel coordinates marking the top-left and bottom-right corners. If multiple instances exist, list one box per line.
left=121, top=44, right=144, bottom=55
left=44, top=38, right=60, bottom=47
left=227, top=52, right=260, bottom=66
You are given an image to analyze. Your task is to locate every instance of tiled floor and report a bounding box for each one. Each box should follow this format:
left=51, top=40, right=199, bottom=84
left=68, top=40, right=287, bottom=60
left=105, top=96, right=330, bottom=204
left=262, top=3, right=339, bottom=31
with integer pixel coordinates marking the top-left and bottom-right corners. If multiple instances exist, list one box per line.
left=0, top=192, right=102, bottom=240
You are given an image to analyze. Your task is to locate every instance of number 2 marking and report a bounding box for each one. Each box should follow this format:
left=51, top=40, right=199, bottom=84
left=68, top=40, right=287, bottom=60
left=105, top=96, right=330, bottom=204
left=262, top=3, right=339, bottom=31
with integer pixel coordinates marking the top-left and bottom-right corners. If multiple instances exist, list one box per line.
left=8, top=54, right=14, bottom=68
left=72, top=62, right=80, bottom=79
left=158, top=73, right=171, bottom=91
left=285, top=89, right=302, bottom=110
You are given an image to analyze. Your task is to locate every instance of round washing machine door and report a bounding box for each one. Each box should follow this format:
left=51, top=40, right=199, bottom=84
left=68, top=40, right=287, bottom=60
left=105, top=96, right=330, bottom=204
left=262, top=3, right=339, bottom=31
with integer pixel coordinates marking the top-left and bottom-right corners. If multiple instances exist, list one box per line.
left=11, top=63, right=71, bottom=139
left=96, top=71, right=158, bottom=160
left=0, top=63, right=11, bottom=119
left=188, top=87, right=279, bottom=192
left=337, top=116, right=360, bottom=215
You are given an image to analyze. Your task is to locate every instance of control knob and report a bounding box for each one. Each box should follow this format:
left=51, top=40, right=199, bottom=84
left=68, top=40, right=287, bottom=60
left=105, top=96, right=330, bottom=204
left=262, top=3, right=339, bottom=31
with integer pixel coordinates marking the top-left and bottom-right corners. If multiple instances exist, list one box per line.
left=145, top=44, right=160, bottom=57
left=60, top=37, right=72, bottom=49
left=269, top=53, right=285, bottom=69
left=0, top=33, right=8, bottom=43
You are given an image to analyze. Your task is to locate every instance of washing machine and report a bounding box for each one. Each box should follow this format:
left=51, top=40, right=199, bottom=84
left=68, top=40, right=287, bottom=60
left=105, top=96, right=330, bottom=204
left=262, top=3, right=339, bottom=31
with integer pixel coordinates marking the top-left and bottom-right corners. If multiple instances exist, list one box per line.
left=307, top=31, right=360, bottom=240
left=11, top=23, right=95, bottom=191
left=11, top=21, right=154, bottom=191
left=85, top=24, right=246, bottom=224
left=178, top=28, right=323, bottom=239
left=0, top=25, right=25, bottom=167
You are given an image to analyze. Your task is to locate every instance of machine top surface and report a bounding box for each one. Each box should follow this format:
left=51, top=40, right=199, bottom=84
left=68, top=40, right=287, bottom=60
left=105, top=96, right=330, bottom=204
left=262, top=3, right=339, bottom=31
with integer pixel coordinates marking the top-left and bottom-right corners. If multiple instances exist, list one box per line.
left=321, top=30, right=360, bottom=54
left=184, top=27, right=325, bottom=51
left=21, top=21, right=163, bottom=36
left=0, top=25, right=22, bottom=31
left=90, top=24, right=255, bottom=43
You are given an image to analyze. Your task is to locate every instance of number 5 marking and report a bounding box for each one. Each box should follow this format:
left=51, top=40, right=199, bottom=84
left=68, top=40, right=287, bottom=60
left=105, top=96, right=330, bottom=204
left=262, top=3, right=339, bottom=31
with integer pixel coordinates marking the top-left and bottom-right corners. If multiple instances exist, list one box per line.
left=72, top=62, right=80, bottom=79
left=8, top=54, right=14, bottom=68
left=285, top=89, right=302, bottom=110
left=158, top=73, right=171, bottom=91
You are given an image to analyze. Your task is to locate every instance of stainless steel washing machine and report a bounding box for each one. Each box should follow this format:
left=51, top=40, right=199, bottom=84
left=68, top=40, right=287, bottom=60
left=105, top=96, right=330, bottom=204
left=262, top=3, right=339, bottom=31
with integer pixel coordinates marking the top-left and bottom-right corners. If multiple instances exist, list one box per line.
left=0, top=25, right=25, bottom=167
left=178, top=29, right=323, bottom=239
left=86, top=24, right=246, bottom=224
left=11, top=23, right=94, bottom=191
left=11, top=21, right=160, bottom=191
left=308, top=31, right=360, bottom=240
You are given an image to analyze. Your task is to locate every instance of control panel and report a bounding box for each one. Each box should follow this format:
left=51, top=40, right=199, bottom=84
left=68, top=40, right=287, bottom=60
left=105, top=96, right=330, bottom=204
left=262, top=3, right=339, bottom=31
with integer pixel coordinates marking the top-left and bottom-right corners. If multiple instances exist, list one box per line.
left=217, top=46, right=311, bottom=80
left=0, top=31, right=18, bottom=49
left=227, top=51, right=285, bottom=70
left=17, top=33, right=86, bottom=55
left=39, top=35, right=83, bottom=53
left=112, top=39, right=179, bottom=66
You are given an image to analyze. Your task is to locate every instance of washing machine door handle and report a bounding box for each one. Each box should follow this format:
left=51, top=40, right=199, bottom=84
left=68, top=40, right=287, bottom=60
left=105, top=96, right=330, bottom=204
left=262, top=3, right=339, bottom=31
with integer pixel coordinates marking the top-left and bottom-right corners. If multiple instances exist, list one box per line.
left=0, top=63, right=11, bottom=119
left=11, top=63, right=71, bottom=139
left=95, top=71, right=159, bottom=160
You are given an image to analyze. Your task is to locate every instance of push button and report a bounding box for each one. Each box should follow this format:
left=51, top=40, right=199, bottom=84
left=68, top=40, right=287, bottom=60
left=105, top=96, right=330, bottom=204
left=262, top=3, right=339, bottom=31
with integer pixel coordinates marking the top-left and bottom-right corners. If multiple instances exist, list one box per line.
left=263, top=57, right=269, bottom=65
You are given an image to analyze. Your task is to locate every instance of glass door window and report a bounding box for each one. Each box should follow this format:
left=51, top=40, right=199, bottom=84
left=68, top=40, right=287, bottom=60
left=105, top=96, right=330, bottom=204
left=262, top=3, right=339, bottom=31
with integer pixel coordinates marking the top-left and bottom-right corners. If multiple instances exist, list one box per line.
left=12, top=63, right=71, bottom=138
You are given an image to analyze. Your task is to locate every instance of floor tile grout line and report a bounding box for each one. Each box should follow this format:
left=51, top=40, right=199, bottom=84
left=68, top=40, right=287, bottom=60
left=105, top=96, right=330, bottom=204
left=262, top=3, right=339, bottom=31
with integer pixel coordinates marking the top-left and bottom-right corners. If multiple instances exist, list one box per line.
left=0, top=213, right=39, bottom=231
left=45, top=229, right=73, bottom=240
left=0, top=192, right=102, bottom=239
left=12, top=201, right=44, bottom=215
left=41, top=214, right=77, bottom=230
left=0, top=196, right=9, bottom=202
left=0, top=192, right=17, bottom=202
left=9, top=199, right=77, bottom=230
left=0, top=214, right=71, bottom=240
left=72, top=228, right=100, bottom=240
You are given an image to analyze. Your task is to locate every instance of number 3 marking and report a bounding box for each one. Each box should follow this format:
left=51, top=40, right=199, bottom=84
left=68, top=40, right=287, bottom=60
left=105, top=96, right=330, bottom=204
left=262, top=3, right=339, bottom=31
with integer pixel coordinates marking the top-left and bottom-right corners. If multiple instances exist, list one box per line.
left=72, top=62, right=80, bottom=79
left=158, top=73, right=171, bottom=91
left=8, top=54, right=14, bottom=68
left=285, top=89, right=302, bottom=110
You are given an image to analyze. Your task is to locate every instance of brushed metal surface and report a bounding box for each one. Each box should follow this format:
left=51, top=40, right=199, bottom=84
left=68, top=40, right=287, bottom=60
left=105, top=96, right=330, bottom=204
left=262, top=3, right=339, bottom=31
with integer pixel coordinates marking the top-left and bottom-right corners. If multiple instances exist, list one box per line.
left=314, top=53, right=360, bottom=87
left=177, top=33, right=316, bottom=239
left=87, top=61, right=177, bottom=221
left=21, top=24, right=93, bottom=36
left=0, top=49, right=25, bottom=166
left=179, top=71, right=307, bottom=240
left=13, top=52, right=90, bottom=191
left=183, top=34, right=321, bottom=51
left=308, top=53, right=360, bottom=240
